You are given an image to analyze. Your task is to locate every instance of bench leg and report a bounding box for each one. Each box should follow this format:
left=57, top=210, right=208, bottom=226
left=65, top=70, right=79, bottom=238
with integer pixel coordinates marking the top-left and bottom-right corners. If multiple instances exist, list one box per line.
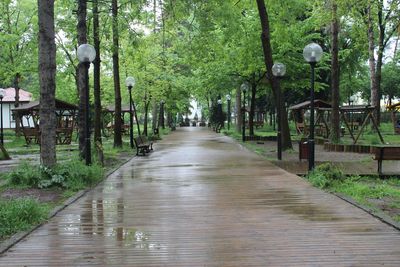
left=378, top=159, right=382, bottom=175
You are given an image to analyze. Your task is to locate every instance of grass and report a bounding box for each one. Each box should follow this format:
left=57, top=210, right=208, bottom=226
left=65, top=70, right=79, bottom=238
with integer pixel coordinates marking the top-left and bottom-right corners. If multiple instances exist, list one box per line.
left=306, top=163, right=400, bottom=223
left=0, top=198, right=50, bottom=240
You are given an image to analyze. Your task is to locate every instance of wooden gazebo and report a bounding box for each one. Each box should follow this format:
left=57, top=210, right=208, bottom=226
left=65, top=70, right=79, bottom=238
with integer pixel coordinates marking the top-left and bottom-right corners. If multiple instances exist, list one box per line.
left=387, top=102, right=400, bottom=134
left=103, top=105, right=134, bottom=135
left=12, top=99, right=77, bottom=145
left=288, top=99, right=332, bottom=137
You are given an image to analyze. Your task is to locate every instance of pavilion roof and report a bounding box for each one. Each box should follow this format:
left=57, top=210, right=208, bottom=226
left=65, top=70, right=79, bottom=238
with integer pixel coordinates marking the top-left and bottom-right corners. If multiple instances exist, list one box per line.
left=288, top=99, right=331, bottom=110
left=12, top=99, right=77, bottom=112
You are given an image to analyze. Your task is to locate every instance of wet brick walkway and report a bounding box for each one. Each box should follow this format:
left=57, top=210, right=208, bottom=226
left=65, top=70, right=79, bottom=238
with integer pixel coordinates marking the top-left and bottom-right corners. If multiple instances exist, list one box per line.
left=1, top=127, right=399, bottom=266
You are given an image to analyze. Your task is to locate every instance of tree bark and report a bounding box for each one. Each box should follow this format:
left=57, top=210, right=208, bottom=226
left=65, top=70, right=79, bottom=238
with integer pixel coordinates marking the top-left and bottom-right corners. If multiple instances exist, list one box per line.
left=38, top=0, right=57, bottom=167
left=77, top=0, right=88, bottom=159
left=367, top=4, right=379, bottom=118
left=13, top=73, right=21, bottom=136
left=93, top=0, right=102, bottom=145
left=256, top=0, right=292, bottom=149
left=235, top=86, right=242, bottom=133
left=112, top=0, right=122, bottom=147
left=375, top=2, right=385, bottom=125
left=249, top=78, right=256, bottom=136
left=330, top=1, right=340, bottom=143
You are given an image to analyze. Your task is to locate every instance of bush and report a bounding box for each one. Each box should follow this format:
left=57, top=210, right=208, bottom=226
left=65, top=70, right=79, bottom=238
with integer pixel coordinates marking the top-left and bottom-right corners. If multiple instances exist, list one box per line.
left=306, top=163, right=346, bottom=189
left=7, top=160, right=103, bottom=191
left=0, top=198, right=49, bottom=239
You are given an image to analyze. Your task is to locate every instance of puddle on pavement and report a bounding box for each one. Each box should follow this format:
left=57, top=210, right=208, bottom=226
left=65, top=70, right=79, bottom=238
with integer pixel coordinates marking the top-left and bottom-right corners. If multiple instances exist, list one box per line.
left=255, top=189, right=344, bottom=222
left=111, top=227, right=165, bottom=250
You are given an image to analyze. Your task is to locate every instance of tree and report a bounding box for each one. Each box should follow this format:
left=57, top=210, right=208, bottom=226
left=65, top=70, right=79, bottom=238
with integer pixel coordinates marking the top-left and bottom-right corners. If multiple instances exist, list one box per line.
left=112, top=0, right=123, bottom=147
left=77, top=0, right=88, bottom=160
left=93, top=0, right=102, bottom=146
left=330, top=0, right=340, bottom=143
left=38, top=0, right=57, bottom=167
left=256, top=0, right=292, bottom=149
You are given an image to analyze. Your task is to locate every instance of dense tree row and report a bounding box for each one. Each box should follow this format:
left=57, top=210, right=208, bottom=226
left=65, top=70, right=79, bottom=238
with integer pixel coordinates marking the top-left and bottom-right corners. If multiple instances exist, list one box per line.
left=0, top=0, right=399, bottom=167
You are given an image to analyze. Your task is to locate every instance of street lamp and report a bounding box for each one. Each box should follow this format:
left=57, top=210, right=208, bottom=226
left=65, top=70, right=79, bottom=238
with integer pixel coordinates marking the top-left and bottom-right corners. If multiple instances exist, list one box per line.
left=160, top=100, right=165, bottom=129
left=126, top=76, right=136, bottom=149
left=272, top=62, right=286, bottom=161
left=226, top=94, right=231, bottom=130
left=77, top=43, right=96, bottom=165
left=0, top=88, right=5, bottom=145
left=303, top=42, right=323, bottom=171
left=217, top=98, right=222, bottom=132
left=125, top=76, right=141, bottom=139
left=241, top=82, right=249, bottom=142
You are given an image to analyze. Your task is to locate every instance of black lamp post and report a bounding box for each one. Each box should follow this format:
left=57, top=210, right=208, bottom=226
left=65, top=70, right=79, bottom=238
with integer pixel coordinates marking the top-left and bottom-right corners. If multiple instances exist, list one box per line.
left=303, top=42, right=323, bottom=171
left=77, top=44, right=96, bottom=165
left=126, top=76, right=136, bottom=149
left=272, top=62, right=286, bottom=161
left=241, top=82, right=249, bottom=142
left=160, top=100, right=165, bottom=129
left=226, top=94, right=231, bottom=130
left=0, top=88, right=5, bottom=145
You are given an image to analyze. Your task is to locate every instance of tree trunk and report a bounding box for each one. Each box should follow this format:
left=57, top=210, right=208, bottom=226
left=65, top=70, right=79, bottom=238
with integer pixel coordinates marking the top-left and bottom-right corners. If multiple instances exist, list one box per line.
left=249, top=80, right=256, bottom=136
left=38, top=0, right=57, bottom=168
left=13, top=73, right=21, bottom=136
left=144, top=99, right=149, bottom=136
left=152, top=100, right=158, bottom=133
left=330, top=1, right=340, bottom=143
left=77, top=0, right=87, bottom=159
left=367, top=4, right=379, bottom=118
left=375, top=2, right=385, bottom=125
left=112, top=0, right=122, bottom=147
left=256, top=0, right=292, bottom=149
left=93, top=0, right=102, bottom=145
left=235, top=86, right=242, bottom=133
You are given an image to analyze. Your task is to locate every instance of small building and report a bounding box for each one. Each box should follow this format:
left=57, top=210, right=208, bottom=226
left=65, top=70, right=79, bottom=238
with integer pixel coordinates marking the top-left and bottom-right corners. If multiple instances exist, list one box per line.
left=1, top=88, right=33, bottom=129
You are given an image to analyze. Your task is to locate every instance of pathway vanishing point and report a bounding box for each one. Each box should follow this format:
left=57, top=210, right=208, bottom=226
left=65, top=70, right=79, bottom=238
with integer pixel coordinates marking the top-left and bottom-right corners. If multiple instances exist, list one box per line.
left=1, top=127, right=399, bottom=266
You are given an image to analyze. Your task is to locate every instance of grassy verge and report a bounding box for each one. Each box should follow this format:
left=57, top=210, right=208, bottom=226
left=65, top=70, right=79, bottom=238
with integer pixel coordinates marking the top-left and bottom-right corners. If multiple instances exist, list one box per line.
left=306, top=163, right=400, bottom=223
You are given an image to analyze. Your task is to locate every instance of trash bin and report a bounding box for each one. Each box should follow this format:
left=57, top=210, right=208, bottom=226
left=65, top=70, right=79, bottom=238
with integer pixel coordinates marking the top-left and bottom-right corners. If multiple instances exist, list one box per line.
left=299, top=140, right=309, bottom=161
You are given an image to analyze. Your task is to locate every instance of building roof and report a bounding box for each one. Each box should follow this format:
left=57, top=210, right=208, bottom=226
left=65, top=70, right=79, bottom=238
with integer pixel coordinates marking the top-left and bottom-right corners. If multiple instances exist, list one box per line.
left=2, top=88, right=32, bottom=102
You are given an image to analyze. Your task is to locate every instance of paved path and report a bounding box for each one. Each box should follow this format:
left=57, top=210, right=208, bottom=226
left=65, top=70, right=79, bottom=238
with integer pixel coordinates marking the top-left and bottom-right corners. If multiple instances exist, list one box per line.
left=1, top=127, right=399, bottom=266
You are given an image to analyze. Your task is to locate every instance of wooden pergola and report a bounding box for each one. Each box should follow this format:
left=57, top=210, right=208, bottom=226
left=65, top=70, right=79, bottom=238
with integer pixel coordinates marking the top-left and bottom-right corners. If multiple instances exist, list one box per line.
left=288, top=99, right=332, bottom=137
left=387, top=102, right=400, bottom=134
left=103, top=105, right=134, bottom=135
left=12, top=99, right=77, bottom=145
left=318, top=105, right=384, bottom=144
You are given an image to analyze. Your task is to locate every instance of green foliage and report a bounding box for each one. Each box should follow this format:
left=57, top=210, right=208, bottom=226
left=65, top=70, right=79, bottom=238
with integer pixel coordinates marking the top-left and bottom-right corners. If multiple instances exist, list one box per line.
left=0, top=198, right=49, bottom=239
left=7, top=160, right=103, bottom=191
left=306, top=163, right=346, bottom=188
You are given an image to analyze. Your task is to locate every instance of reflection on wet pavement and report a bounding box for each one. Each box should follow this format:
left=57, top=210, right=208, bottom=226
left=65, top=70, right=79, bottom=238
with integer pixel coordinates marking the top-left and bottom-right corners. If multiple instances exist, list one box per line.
left=1, top=127, right=400, bottom=266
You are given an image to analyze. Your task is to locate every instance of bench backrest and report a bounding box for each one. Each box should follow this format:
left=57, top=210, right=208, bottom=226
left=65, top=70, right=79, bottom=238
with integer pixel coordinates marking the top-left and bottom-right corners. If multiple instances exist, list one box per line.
left=374, top=147, right=400, bottom=160
left=134, top=137, right=143, bottom=146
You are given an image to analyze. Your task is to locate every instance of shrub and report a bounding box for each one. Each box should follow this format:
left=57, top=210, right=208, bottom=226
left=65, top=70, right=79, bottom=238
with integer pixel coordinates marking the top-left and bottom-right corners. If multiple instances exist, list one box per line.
left=0, top=198, right=49, bottom=239
left=7, top=160, right=103, bottom=191
left=306, top=163, right=346, bottom=189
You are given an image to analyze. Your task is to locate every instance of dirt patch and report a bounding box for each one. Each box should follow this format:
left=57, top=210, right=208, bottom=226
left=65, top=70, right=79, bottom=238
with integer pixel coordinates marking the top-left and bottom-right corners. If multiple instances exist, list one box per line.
left=1, top=188, right=63, bottom=203
left=367, top=197, right=400, bottom=218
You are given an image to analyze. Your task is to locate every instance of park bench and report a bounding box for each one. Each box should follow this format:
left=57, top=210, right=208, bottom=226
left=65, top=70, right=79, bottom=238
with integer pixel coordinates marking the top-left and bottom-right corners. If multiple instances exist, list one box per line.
left=133, top=135, right=153, bottom=156
left=373, top=146, right=400, bottom=175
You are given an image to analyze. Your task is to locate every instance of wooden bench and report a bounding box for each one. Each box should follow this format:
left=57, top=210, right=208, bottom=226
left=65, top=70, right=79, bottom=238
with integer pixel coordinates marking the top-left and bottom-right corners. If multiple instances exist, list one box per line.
left=373, top=146, right=400, bottom=175
left=133, top=135, right=153, bottom=156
